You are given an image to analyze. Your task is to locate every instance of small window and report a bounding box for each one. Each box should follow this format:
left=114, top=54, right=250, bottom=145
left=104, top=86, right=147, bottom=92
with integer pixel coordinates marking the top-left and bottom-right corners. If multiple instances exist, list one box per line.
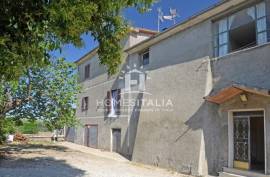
left=82, top=97, right=88, bottom=111
left=141, top=51, right=149, bottom=66
left=84, top=64, right=90, bottom=80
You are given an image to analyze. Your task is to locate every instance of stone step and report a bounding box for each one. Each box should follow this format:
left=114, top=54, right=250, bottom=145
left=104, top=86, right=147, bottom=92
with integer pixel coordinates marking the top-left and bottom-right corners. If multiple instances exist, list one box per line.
left=219, top=172, right=246, bottom=177
left=221, top=167, right=267, bottom=177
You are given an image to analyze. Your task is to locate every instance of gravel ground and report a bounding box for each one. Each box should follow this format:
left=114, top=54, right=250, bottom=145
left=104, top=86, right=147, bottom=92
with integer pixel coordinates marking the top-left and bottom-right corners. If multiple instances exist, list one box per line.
left=0, top=142, right=192, bottom=177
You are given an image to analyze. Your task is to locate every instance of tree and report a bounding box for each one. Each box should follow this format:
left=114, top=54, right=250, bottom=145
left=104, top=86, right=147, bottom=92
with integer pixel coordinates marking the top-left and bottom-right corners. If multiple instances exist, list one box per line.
left=0, top=118, right=16, bottom=143
left=0, top=0, right=154, bottom=121
left=8, top=58, right=80, bottom=131
left=0, top=0, right=155, bottom=143
left=0, top=0, right=154, bottom=81
left=0, top=58, right=79, bottom=143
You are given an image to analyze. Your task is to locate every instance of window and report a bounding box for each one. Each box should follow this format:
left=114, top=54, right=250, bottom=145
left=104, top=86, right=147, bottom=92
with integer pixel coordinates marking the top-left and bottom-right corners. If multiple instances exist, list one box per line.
left=214, top=2, right=268, bottom=57
left=229, top=20, right=256, bottom=52
left=106, top=89, right=121, bottom=117
left=84, top=64, right=90, bottom=80
left=81, top=97, right=88, bottom=111
left=256, top=3, right=267, bottom=44
left=141, top=51, right=149, bottom=66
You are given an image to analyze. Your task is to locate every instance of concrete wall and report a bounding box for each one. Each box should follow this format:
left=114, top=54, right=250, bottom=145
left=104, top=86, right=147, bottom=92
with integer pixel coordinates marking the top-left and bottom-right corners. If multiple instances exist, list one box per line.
left=218, top=93, right=270, bottom=175
left=211, top=44, right=270, bottom=93
left=129, top=20, right=214, bottom=176
left=66, top=31, right=154, bottom=158
left=66, top=1, right=270, bottom=176
left=207, top=44, right=270, bottom=175
left=128, top=23, right=270, bottom=176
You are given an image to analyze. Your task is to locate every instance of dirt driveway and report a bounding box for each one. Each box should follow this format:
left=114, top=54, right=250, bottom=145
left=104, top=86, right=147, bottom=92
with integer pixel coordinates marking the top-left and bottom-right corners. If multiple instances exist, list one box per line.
left=0, top=142, right=191, bottom=177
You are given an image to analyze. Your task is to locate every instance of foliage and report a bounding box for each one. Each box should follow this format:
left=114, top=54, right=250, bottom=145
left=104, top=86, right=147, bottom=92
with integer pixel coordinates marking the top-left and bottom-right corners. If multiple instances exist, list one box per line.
left=0, top=118, right=16, bottom=143
left=7, top=58, right=80, bottom=131
left=0, top=0, right=155, bottom=80
left=36, top=120, right=49, bottom=132
left=17, top=120, right=38, bottom=134
left=0, top=0, right=155, bottom=143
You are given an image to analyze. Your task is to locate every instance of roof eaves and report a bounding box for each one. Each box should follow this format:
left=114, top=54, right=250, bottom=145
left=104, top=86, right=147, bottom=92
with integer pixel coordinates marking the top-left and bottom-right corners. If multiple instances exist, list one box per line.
left=74, top=47, right=99, bottom=65
left=74, top=28, right=158, bottom=65
left=125, top=0, right=247, bottom=54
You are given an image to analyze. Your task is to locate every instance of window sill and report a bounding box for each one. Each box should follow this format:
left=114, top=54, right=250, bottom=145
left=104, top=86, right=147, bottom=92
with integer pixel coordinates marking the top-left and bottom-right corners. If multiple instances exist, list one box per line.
left=213, top=42, right=270, bottom=61
left=107, top=113, right=120, bottom=118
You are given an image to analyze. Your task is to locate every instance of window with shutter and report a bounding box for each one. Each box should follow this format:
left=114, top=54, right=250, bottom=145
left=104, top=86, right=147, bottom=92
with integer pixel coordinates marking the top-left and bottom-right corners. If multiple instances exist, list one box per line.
left=140, top=51, right=149, bottom=66
left=116, top=89, right=121, bottom=115
left=107, top=89, right=121, bottom=117
left=106, top=91, right=111, bottom=115
left=81, top=97, right=89, bottom=111
left=84, top=64, right=90, bottom=80
left=85, top=97, right=88, bottom=110
left=81, top=98, right=84, bottom=111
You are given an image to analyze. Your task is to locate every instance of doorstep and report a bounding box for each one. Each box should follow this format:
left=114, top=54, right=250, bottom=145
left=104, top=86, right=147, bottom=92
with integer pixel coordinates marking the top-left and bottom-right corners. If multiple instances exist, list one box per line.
left=219, top=167, right=268, bottom=177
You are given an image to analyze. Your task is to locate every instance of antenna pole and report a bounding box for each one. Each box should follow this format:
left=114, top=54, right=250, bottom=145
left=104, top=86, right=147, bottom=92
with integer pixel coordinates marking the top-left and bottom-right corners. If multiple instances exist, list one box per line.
left=158, top=15, right=160, bottom=32
left=157, top=8, right=160, bottom=32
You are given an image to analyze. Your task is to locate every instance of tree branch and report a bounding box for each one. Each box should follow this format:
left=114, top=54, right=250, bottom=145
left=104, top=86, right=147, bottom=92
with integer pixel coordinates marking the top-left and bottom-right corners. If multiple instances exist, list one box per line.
left=0, top=69, right=32, bottom=116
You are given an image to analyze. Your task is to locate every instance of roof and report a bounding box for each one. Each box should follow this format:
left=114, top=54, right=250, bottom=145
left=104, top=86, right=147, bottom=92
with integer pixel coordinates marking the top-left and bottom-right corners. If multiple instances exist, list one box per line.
left=204, top=84, right=270, bottom=104
left=74, top=47, right=98, bottom=65
left=125, top=0, right=250, bottom=54
left=74, top=28, right=158, bottom=65
left=130, top=27, right=158, bottom=36
left=75, top=0, right=253, bottom=64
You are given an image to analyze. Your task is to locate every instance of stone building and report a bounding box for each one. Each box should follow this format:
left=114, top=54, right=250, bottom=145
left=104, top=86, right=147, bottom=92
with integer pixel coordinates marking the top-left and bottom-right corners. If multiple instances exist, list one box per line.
left=66, top=0, right=270, bottom=176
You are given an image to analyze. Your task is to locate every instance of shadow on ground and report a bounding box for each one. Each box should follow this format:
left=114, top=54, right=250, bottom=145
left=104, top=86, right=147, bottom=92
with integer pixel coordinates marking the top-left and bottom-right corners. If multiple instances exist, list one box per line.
left=0, top=143, right=69, bottom=153
left=0, top=143, right=86, bottom=177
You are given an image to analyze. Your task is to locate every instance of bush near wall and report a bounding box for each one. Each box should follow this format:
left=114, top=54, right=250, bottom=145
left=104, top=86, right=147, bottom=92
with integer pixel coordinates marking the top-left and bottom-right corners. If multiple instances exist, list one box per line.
left=0, top=119, right=50, bottom=144
left=0, top=119, right=16, bottom=144
left=18, top=120, right=39, bottom=134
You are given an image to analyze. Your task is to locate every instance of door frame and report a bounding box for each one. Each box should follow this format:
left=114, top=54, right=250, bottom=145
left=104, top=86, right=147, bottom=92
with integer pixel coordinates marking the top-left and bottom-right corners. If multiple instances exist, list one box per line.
left=110, top=128, right=121, bottom=152
left=228, top=108, right=266, bottom=174
left=84, top=124, right=98, bottom=148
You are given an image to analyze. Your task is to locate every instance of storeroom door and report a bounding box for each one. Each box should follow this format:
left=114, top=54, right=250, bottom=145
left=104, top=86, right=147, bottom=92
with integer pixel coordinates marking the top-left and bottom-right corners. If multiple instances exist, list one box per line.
left=112, top=129, right=121, bottom=153
left=85, top=125, right=98, bottom=148
left=89, top=125, right=98, bottom=148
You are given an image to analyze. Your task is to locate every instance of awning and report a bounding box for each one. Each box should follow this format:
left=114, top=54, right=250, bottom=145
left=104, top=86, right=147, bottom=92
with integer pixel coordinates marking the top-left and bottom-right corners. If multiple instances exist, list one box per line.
left=204, top=84, right=270, bottom=104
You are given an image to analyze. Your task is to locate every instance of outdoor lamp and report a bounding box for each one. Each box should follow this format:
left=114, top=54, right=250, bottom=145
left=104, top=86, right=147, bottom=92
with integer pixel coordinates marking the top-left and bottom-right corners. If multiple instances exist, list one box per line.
left=240, top=93, right=248, bottom=102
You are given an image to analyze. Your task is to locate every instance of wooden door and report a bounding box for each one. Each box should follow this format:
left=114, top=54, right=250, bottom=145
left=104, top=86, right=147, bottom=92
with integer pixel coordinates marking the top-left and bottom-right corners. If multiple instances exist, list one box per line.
left=85, top=125, right=98, bottom=148
left=112, top=129, right=121, bottom=153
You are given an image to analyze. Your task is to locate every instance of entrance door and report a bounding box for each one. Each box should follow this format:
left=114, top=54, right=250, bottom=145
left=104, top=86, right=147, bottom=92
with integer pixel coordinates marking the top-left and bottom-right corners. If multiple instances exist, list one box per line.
left=112, top=129, right=121, bottom=153
left=233, top=116, right=249, bottom=169
left=233, top=111, right=265, bottom=171
left=250, top=116, right=264, bottom=171
left=85, top=125, right=98, bottom=148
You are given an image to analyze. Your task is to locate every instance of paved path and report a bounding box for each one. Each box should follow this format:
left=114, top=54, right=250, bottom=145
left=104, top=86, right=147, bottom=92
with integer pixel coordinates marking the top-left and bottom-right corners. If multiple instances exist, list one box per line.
left=0, top=142, right=192, bottom=177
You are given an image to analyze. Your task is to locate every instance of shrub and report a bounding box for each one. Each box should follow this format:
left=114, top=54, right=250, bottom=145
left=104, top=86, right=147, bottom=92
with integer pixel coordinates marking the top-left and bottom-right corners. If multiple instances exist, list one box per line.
left=0, top=118, right=16, bottom=144
left=18, top=120, right=38, bottom=134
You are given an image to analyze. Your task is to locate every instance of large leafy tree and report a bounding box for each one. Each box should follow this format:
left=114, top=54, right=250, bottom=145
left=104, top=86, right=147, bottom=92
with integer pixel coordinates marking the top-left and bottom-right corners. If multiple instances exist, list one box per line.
left=0, top=0, right=154, bottom=80
left=4, top=58, right=79, bottom=131
left=0, top=0, right=154, bottom=118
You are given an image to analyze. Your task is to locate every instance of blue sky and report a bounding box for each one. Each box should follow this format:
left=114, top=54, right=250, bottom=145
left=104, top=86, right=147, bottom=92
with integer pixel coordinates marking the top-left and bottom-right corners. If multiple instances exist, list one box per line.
left=51, top=0, right=219, bottom=62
